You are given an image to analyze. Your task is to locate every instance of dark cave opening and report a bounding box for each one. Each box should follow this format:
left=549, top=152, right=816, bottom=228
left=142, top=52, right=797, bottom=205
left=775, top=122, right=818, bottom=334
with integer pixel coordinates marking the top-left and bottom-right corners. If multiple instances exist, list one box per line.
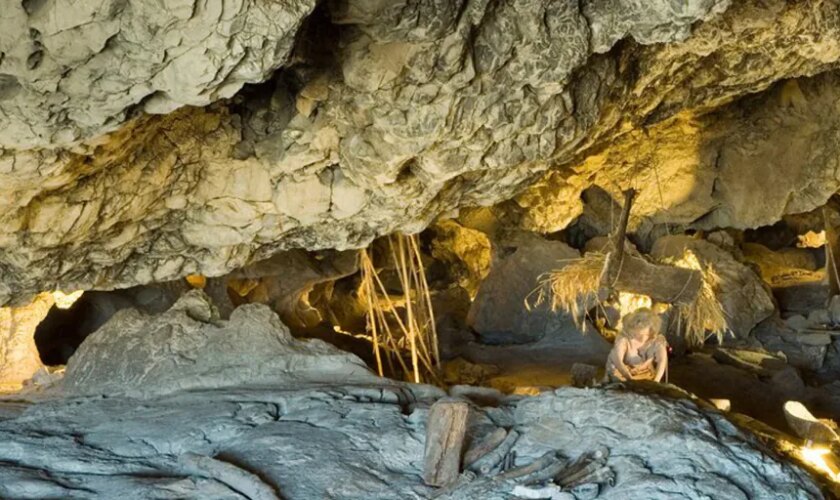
left=34, top=291, right=130, bottom=366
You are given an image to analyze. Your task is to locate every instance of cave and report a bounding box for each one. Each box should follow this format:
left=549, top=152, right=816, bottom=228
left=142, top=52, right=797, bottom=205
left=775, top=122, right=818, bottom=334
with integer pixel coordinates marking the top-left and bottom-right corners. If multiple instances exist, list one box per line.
left=3, top=1, right=840, bottom=498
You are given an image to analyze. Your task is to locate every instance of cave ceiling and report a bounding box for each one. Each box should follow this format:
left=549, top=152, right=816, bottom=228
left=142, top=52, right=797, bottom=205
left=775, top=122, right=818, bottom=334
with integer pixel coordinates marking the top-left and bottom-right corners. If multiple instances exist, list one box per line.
left=2, top=0, right=840, bottom=304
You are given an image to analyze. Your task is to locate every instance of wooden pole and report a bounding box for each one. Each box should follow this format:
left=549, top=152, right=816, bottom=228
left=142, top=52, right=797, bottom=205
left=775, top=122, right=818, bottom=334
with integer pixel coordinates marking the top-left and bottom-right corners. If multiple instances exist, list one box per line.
left=824, top=205, right=840, bottom=300
left=599, top=188, right=636, bottom=302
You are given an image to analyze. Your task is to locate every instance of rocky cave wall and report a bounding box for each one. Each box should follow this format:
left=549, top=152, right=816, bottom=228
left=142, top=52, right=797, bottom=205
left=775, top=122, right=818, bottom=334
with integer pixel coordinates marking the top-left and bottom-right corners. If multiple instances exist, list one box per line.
left=3, top=0, right=840, bottom=306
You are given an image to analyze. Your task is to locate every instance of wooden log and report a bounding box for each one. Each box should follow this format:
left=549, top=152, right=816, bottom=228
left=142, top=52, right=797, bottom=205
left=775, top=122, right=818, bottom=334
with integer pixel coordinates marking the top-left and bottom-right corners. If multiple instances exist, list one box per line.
left=599, top=189, right=635, bottom=302
left=783, top=401, right=840, bottom=444
left=496, top=451, right=562, bottom=481
left=424, top=398, right=470, bottom=487
left=608, top=253, right=703, bottom=305
left=463, top=427, right=508, bottom=469
left=467, top=429, right=520, bottom=475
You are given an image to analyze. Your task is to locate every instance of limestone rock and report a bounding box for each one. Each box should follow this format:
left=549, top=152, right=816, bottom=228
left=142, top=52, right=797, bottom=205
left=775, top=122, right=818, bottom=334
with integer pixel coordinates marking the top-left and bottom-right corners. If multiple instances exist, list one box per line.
left=4, top=1, right=840, bottom=303
left=0, top=293, right=52, bottom=389
left=467, top=233, right=581, bottom=345
left=808, top=309, right=831, bottom=327
left=63, top=290, right=376, bottom=398
left=429, top=220, right=492, bottom=296
left=430, top=286, right=474, bottom=360
left=652, top=235, right=775, bottom=338
left=816, top=338, right=840, bottom=385
left=786, top=314, right=810, bottom=332
left=520, top=70, right=840, bottom=236
left=742, top=243, right=818, bottom=285
left=0, top=0, right=317, bottom=149
left=225, top=249, right=360, bottom=329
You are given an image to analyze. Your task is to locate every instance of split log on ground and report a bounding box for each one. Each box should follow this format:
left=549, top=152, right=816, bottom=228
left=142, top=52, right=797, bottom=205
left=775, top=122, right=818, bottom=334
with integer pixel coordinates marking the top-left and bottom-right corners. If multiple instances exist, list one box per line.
left=561, top=465, right=614, bottom=490
left=596, top=188, right=702, bottom=305
left=496, top=450, right=567, bottom=482
left=434, top=448, right=608, bottom=499
left=554, top=447, right=610, bottom=487
left=463, top=427, right=508, bottom=468
left=783, top=401, right=840, bottom=444
left=467, top=429, right=520, bottom=474
left=424, top=398, right=470, bottom=487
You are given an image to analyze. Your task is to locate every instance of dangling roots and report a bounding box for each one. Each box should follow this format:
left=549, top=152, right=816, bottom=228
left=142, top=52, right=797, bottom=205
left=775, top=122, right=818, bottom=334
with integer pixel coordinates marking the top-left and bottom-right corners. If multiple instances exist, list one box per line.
left=360, top=233, right=440, bottom=385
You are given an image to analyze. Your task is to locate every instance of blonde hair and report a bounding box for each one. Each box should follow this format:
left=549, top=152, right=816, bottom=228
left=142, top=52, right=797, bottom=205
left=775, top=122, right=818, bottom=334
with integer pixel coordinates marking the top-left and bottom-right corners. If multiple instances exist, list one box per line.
left=621, top=308, right=662, bottom=339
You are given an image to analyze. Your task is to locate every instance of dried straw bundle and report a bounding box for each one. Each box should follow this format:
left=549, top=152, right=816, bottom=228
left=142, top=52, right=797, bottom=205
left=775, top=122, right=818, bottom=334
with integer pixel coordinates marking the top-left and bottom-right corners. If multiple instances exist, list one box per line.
left=535, top=250, right=727, bottom=346
left=663, top=251, right=727, bottom=345
left=528, top=253, right=606, bottom=328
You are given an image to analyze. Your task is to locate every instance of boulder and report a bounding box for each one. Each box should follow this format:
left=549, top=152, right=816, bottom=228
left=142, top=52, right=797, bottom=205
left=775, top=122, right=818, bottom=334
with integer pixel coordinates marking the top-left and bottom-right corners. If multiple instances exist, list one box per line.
left=754, top=318, right=828, bottom=371
left=431, top=286, right=474, bottom=360
left=466, top=233, right=584, bottom=345
left=429, top=220, right=492, bottom=296
left=64, top=290, right=376, bottom=398
left=808, top=309, right=831, bottom=327
left=651, top=235, right=775, bottom=338
left=774, top=277, right=830, bottom=315
left=815, top=338, right=840, bottom=385
left=741, top=243, right=817, bottom=284
left=785, top=314, right=809, bottom=331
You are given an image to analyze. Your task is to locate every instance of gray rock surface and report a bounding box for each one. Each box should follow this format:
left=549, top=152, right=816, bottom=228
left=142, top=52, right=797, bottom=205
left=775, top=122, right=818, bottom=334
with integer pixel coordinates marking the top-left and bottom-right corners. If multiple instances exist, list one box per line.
left=64, top=290, right=377, bottom=398
left=0, top=384, right=822, bottom=499
left=754, top=318, right=829, bottom=372
left=4, top=0, right=840, bottom=303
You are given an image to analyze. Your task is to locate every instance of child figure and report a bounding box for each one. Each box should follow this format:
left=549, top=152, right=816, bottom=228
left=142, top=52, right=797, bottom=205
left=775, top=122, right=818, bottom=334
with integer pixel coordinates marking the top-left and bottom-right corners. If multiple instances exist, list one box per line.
left=606, top=308, right=668, bottom=382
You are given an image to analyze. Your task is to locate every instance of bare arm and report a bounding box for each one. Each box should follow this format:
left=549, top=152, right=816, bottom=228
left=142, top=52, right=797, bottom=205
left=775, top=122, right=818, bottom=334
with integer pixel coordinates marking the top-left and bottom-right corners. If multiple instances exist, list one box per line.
left=653, top=342, right=668, bottom=382
left=608, top=339, right=634, bottom=381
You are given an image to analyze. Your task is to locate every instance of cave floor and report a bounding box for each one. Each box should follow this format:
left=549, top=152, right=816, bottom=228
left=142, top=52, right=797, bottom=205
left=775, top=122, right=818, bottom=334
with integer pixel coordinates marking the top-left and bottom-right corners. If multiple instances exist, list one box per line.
left=457, top=332, right=838, bottom=433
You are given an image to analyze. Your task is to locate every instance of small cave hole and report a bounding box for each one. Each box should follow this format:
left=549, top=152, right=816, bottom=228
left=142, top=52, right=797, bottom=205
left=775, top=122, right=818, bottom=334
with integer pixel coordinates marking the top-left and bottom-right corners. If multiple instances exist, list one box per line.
left=35, top=291, right=133, bottom=365
left=35, top=285, right=186, bottom=366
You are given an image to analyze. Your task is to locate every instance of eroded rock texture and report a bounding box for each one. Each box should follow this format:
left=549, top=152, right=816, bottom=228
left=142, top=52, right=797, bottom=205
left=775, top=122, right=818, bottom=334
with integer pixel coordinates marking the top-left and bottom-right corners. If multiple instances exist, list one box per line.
left=0, top=384, right=822, bottom=498
left=0, top=0, right=316, bottom=148
left=0, top=293, right=52, bottom=388
left=3, top=0, right=840, bottom=303
left=64, top=290, right=376, bottom=398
